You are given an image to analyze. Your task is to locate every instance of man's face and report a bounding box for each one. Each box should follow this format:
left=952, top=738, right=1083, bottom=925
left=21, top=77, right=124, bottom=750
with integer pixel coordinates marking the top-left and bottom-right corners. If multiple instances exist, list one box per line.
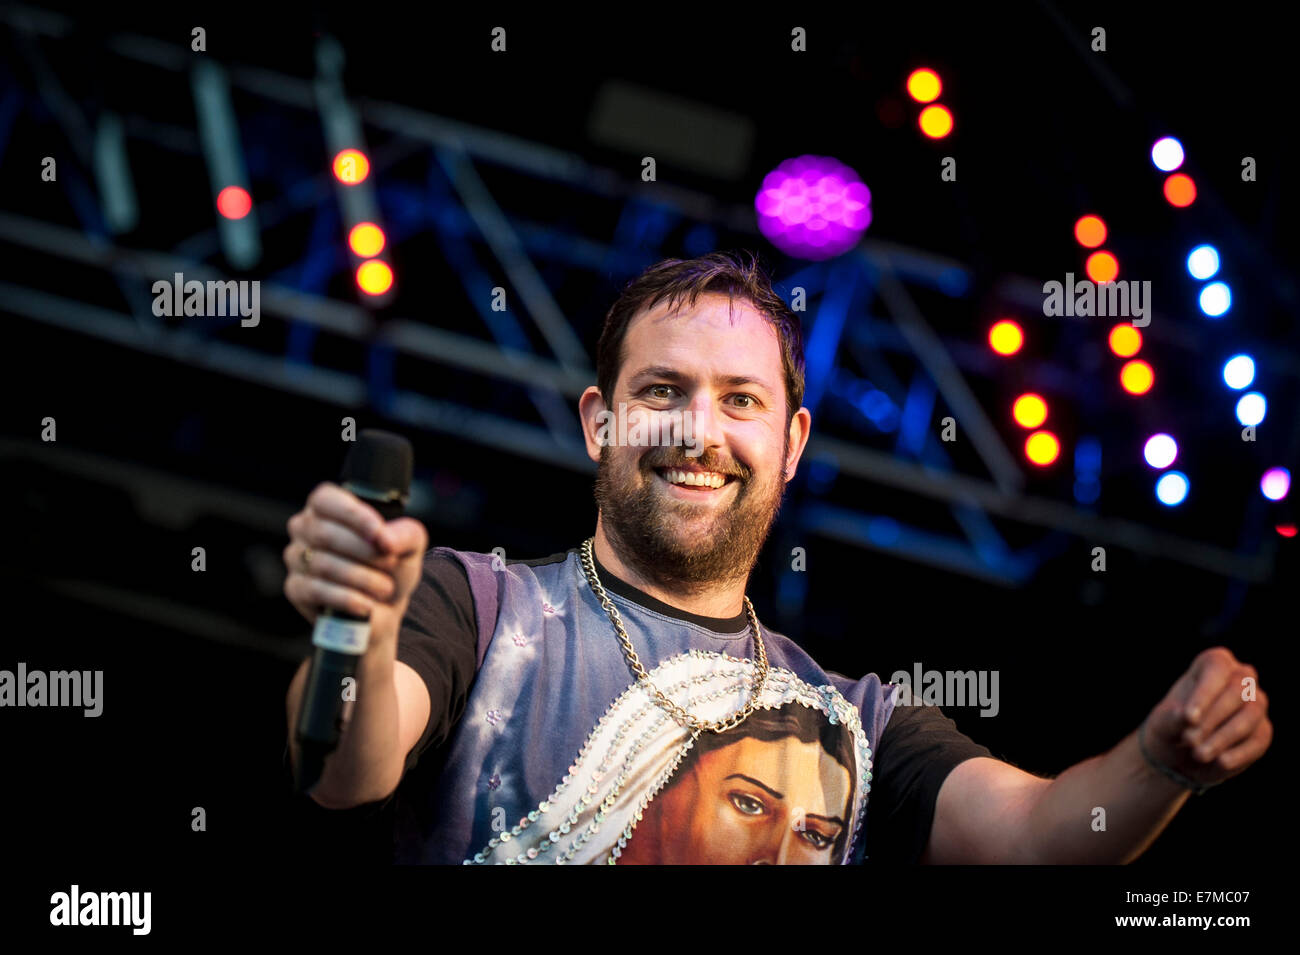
left=587, top=293, right=805, bottom=587
left=632, top=735, right=852, bottom=865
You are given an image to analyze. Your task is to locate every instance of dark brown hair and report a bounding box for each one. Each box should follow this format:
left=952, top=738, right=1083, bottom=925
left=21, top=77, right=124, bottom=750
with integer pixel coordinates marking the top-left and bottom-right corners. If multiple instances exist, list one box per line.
left=595, top=251, right=806, bottom=423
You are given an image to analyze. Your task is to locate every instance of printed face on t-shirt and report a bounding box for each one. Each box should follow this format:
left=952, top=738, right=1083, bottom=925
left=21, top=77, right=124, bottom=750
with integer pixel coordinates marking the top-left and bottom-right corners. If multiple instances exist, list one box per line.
left=621, top=734, right=852, bottom=865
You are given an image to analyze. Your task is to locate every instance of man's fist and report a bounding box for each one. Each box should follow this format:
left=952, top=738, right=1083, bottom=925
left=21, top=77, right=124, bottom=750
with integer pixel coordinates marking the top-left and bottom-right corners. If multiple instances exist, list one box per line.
left=1144, top=646, right=1272, bottom=789
left=282, top=481, right=428, bottom=645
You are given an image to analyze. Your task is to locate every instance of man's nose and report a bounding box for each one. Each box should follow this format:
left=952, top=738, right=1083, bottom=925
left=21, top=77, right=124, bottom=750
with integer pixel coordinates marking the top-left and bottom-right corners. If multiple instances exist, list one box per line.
left=684, top=390, right=725, bottom=453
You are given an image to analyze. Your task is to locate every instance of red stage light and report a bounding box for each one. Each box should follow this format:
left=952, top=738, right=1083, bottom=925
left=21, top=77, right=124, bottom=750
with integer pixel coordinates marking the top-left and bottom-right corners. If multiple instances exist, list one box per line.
left=216, top=185, right=252, bottom=220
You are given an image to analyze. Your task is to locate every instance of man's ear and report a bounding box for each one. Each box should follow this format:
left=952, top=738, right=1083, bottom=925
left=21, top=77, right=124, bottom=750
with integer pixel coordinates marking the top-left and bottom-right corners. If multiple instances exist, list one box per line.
left=578, top=386, right=610, bottom=464
left=784, top=406, right=812, bottom=482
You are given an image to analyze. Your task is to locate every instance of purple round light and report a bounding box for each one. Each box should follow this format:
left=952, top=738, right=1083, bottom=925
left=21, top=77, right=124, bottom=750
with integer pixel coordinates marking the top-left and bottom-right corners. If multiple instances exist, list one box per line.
left=755, top=155, right=871, bottom=261
left=1261, top=467, right=1290, bottom=501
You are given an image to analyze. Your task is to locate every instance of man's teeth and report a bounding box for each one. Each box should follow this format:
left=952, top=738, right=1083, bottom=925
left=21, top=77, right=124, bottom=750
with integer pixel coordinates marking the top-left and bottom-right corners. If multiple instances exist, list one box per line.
left=661, top=469, right=727, bottom=489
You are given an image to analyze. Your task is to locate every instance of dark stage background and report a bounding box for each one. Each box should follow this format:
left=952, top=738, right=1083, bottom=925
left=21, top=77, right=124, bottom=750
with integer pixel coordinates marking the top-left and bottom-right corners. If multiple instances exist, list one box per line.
left=1, top=0, right=1293, bottom=908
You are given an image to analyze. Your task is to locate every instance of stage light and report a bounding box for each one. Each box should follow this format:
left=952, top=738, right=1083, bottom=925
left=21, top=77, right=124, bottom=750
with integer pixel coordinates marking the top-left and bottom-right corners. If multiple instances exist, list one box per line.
left=333, top=148, right=371, bottom=185
left=1278, top=524, right=1297, bottom=538
left=1151, top=137, right=1185, bottom=172
left=988, top=319, right=1023, bottom=356
left=191, top=59, right=260, bottom=267
left=348, top=222, right=386, bottom=257
left=1025, top=430, right=1060, bottom=466
left=1120, top=360, right=1154, bottom=395
left=1235, top=392, right=1266, bottom=426
left=1199, top=281, right=1231, bottom=317
left=906, top=68, right=942, bottom=103
left=755, top=155, right=871, bottom=261
left=1108, top=324, right=1142, bottom=358
left=1222, top=354, right=1255, bottom=389
left=1163, top=173, right=1196, bottom=207
left=1261, top=467, right=1291, bottom=501
left=356, top=259, right=394, bottom=295
left=918, top=104, right=953, bottom=139
left=1074, top=215, right=1107, bottom=248
left=1012, top=393, right=1048, bottom=428
left=1085, top=250, right=1119, bottom=283
left=1143, top=433, right=1178, bottom=469
left=318, top=35, right=392, bottom=305
left=1156, top=471, right=1189, bottom=506
left=216, top=185, right=252, bottom=220
left=1187, top=244, right=1219, bottom=279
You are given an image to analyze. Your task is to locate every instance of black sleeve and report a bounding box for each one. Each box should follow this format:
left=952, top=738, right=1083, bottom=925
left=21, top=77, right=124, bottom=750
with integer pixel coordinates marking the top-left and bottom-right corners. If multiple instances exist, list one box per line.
left=864, top=700, right=995, bottom=865
left=278, top=551, right=478, bottom=861
left=393, top=549, right=480, bottom=775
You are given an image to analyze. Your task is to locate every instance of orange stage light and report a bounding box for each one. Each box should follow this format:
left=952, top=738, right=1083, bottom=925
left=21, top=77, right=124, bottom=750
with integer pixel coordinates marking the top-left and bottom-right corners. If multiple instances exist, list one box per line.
left=1013, top=393, right=1048, bottom=429
left=1108, top=324, right=1142, bottom=357
left=1120, top=359, right=1154, bottom=395
left=988, top=319, right=1024, bottom=356
left=356, top=259, right=393, bottom=295
left=1025, top=430, right=1060, bottom=466
left=906, top=69, right=942, bottom=103
left=919, top=104, right=953, bottom=139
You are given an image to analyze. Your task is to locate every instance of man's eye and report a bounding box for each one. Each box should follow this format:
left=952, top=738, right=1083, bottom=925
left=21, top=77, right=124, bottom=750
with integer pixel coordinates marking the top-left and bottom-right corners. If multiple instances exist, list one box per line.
left=732, top=394, right=756, bottom=409
left=647, top=385, right=675, bottom=399
left=728, top=792, right=766, bottom=816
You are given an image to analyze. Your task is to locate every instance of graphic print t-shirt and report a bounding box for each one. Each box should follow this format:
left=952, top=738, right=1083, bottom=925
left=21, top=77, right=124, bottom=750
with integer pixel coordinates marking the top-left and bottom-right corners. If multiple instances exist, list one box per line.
left=331, top=546, right=993, bottom=865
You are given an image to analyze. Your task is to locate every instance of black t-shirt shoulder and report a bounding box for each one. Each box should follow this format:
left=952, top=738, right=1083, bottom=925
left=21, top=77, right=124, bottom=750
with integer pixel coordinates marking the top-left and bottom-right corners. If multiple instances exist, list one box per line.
left=864, top=701, right=995, bottom=865
left=394, top=549, right=481, bottom=773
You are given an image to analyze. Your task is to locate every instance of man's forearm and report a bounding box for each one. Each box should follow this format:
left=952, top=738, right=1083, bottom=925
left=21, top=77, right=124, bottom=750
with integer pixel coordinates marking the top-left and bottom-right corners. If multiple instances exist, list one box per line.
left=1024, top=728, right=1192, bottom=864
left=286, top=630, right=404, bottom=809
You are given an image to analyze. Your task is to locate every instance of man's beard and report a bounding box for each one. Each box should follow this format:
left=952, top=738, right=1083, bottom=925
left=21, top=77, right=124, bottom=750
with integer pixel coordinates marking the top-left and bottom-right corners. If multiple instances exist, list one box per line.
left=592, top=433, right=790, bottom=593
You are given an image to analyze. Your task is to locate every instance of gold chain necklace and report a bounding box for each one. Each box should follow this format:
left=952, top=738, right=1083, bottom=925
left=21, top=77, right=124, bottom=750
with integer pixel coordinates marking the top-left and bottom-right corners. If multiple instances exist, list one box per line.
left=579, top=537, right=769, bottom=735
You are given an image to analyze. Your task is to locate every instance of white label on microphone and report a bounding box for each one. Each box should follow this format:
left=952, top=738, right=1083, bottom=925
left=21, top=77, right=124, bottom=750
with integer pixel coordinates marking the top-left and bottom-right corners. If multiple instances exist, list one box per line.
left=311, top=615, right=370, bottom=654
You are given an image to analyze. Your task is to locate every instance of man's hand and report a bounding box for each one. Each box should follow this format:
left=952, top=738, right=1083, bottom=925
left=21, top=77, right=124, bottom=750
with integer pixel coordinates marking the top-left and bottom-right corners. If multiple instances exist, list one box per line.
left=1143, top=646, right=1272, bottom=789
left=283, top=481, right=429, bottom=649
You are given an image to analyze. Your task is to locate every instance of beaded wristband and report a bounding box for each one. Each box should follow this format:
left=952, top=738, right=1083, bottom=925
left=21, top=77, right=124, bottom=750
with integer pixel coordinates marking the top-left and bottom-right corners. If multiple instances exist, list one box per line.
left=1138, top=716, right=1219, bottom=796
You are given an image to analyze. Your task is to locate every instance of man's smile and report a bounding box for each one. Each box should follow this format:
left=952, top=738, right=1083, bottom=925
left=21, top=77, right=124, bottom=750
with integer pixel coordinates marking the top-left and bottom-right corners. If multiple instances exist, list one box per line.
left=651, top=466, right=739, bottom=499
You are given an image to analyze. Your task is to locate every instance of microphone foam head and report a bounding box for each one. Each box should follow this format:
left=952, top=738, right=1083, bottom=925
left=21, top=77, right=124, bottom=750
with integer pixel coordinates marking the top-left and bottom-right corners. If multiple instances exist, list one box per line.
left=340, top=429, right=414, bottom=496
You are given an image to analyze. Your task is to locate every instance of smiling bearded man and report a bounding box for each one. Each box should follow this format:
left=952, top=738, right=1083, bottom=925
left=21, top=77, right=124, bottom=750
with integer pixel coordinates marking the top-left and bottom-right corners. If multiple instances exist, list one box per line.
left=285, top=249, right=1270, bottom=867
left=590, top=306, right=793, bottom=595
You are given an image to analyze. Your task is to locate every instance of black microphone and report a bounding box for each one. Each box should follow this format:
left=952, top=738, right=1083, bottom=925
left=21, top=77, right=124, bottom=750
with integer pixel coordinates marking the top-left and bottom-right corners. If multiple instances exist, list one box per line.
left=292, top=429, right=414, bottom=796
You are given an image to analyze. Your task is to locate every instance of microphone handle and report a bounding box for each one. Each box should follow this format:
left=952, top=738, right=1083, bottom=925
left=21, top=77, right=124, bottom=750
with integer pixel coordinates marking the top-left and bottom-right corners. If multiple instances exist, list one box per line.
left=293, top=490, right=406, bottom=795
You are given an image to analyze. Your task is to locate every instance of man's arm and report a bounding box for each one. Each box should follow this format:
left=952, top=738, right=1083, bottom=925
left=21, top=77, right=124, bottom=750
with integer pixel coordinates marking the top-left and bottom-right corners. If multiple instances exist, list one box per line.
left=285, top=652, right=431, bottom=808
left=920, top=738, right=1188, bottom=865
left=921, top=647, right=1271, bottom=864
left=282, top=481, right=432, bottom=808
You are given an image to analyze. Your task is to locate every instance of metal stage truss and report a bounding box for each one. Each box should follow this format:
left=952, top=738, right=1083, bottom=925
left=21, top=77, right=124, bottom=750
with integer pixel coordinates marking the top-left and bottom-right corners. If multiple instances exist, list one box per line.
left=3, top=4, right=1294, bottom=642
